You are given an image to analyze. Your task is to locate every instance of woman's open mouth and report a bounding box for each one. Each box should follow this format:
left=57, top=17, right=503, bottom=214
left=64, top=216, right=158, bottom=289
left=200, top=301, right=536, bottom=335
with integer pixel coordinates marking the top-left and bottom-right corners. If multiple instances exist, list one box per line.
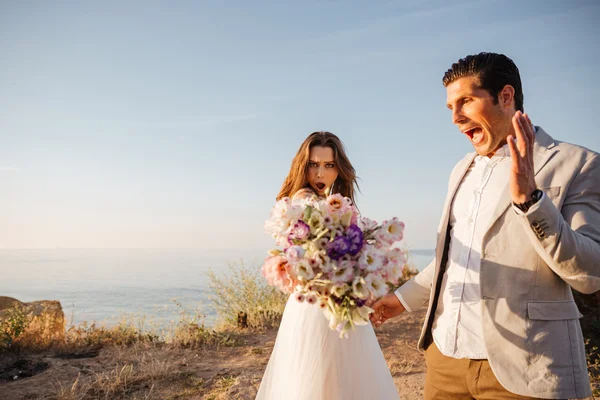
left=315, top=183, right=326, bottom=191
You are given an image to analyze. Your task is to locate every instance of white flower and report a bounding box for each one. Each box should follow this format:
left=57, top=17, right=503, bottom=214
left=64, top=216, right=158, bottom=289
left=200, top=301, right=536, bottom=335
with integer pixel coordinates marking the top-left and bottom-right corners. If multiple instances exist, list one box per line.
left=265, top=199, right=304, bottom=246
left=351, top=277, right=370, bottom=300
left=320, top=259, right=334, bottom=274
left=365, top=274, right=388, bottom=298
left=374, top=227, right=393, bottom=246
left=358, top=247, right=383, bottom=272
left=350, top=305, right=373, bottom=325
left=308, top=211, right=325, bottom=233
left=387, top=247, right=407, bottom=266
left=294, top=259, right=315, bottom=281
left=309, top=249, right=328, bottom=266
left=330, top=261, right=355, bottom=284
left=340, top=210, right=353, bottom=228
left=380, top=218, right=405, bottom=243
left=384, top=262, right=402, bottom=284
left=330, top=283, right=350, bottom=298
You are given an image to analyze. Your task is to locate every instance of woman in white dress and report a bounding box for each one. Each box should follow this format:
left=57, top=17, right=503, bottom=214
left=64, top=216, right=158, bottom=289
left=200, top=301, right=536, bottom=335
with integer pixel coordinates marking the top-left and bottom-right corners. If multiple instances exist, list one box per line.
left=256, top=131, right=400, bottom=400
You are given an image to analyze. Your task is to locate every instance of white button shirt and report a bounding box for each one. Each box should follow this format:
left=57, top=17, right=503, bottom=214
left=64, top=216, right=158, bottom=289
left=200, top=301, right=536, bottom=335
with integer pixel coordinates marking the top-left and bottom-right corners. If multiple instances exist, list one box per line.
left=431, top=144, right=511, bottom=359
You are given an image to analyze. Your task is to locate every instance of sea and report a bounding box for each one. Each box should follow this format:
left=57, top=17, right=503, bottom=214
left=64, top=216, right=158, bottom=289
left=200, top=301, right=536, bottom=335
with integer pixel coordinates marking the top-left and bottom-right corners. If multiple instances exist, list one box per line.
left=0, top=248, right=434, bottom=329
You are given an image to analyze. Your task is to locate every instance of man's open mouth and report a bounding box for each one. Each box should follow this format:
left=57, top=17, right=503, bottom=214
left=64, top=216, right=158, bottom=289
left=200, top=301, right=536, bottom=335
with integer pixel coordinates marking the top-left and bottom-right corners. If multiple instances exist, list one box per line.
left=463, top=127, right=484, bottom=145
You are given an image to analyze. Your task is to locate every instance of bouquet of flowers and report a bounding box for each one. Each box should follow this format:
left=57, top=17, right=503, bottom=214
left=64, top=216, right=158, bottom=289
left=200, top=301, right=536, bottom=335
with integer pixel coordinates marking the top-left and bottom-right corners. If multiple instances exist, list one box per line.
left=262, top=193, right=406, bottom=337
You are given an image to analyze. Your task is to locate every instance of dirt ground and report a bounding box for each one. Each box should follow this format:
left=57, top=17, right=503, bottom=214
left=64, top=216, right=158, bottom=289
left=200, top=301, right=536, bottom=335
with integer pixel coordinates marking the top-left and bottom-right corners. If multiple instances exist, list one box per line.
left=0, top=310, right=427, bottom=399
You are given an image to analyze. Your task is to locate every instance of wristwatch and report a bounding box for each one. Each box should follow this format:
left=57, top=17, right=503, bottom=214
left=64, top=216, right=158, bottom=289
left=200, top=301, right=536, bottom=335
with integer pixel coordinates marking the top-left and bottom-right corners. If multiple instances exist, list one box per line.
left=514, top=189, right=543, bottom=213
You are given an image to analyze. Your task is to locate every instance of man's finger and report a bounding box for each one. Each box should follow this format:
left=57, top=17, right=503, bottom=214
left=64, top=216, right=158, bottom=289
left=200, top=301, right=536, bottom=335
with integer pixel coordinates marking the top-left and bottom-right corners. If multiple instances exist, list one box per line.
left=513, top=112, right=528, bottom=155
left=507, top=134, right=520, bottom=170
left=523, top=113, right=535, bottom=154
left=369, top=300, right=381, bottom=323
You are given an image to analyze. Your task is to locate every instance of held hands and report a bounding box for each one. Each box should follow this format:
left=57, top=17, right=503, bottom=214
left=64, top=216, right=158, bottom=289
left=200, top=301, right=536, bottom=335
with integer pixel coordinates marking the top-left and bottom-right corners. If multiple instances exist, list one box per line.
left=507, top=111, right=538, bottom=204
left=368, top=293, right=406, bottom=328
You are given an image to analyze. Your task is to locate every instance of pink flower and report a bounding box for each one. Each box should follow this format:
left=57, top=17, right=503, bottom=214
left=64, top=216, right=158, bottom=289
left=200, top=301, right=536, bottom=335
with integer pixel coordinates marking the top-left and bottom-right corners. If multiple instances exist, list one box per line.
left=262, top=255, right=297, bottom=293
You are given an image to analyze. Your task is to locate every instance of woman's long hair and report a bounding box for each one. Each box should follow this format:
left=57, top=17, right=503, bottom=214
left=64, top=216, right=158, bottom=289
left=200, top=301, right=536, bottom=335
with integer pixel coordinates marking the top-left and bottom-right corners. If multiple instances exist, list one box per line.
left=277, top=131, right=359, bottom=204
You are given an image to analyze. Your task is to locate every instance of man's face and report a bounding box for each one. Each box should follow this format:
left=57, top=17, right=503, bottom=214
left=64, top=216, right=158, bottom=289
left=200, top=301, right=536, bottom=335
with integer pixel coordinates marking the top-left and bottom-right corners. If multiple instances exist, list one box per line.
left=446, top=76, right=513, bottom=157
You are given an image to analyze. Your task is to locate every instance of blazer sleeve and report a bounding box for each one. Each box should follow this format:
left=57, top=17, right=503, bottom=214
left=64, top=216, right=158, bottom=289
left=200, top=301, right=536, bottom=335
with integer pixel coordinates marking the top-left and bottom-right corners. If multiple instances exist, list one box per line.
left=516, top=153, right=600, bottom=294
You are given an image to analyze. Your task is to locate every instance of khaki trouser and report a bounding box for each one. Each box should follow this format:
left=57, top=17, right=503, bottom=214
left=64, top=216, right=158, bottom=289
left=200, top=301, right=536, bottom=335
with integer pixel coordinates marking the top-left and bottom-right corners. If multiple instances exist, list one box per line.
left=424, top=343, right=549, bottom=400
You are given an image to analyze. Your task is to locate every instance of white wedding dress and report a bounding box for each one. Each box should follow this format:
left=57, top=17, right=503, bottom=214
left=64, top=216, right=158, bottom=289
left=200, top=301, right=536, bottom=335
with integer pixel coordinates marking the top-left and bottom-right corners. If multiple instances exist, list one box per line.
left=256, top=294, right=400, bottom=400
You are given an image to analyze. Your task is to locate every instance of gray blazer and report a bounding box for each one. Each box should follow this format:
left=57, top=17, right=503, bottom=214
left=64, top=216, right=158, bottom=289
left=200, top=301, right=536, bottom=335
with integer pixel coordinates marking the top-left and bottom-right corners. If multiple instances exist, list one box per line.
left=396, top=127, right=600, bottom=399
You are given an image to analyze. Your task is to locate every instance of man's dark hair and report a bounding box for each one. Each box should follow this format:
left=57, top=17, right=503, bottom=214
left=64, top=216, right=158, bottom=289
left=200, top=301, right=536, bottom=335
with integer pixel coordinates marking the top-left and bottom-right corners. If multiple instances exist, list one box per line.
left=443, top=52, right=524, bottom=112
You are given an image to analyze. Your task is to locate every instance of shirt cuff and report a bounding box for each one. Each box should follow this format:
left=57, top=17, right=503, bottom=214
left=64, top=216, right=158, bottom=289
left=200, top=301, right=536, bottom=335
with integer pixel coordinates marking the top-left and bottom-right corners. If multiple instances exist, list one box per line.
left=394, top=289, right=414, bottom=312
left=512, top=191, right=546, bottom=216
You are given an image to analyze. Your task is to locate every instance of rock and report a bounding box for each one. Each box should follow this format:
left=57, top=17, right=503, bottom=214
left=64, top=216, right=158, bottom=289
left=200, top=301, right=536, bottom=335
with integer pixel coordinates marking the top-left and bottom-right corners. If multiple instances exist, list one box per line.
left=0, top=296, right=65, bottom=346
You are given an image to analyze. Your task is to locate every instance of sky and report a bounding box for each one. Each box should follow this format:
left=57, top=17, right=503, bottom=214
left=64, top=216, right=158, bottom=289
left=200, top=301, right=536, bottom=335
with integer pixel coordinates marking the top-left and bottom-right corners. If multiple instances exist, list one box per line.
left=1, top=0, right=599, bottom=250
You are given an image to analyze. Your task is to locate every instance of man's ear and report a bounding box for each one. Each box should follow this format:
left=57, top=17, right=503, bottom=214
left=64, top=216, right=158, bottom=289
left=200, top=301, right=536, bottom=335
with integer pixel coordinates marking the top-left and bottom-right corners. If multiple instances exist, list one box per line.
left=499, top=84, right=515, bottom=110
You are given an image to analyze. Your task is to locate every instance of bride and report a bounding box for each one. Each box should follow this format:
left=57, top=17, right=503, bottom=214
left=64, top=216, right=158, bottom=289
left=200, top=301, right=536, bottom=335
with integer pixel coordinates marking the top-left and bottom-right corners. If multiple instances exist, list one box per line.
left=256, top=131, right=400, bottom=400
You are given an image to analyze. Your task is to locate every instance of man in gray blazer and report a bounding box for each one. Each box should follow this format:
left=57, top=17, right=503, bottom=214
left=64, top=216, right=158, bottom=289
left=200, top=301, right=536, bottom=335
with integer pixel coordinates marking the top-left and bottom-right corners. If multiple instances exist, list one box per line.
left=371, top=52, right=600, bottom=399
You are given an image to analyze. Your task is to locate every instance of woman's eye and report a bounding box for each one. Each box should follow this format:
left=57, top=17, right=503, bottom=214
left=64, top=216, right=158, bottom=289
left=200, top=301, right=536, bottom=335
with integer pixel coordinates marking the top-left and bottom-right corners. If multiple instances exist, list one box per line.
left=309, top=162, right=317, bottom=168
left=326, top=163, right=335, bottom=168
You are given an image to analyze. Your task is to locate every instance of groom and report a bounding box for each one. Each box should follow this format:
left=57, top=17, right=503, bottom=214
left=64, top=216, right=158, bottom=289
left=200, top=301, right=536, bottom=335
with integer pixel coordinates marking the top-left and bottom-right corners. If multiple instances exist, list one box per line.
left=371, top=52, right=600, bottom=399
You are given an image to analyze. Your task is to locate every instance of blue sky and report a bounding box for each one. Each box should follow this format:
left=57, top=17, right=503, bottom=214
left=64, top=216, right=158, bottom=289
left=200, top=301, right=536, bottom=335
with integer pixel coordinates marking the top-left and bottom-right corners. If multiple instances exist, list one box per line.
left=1, top=0, right=599, bottom=250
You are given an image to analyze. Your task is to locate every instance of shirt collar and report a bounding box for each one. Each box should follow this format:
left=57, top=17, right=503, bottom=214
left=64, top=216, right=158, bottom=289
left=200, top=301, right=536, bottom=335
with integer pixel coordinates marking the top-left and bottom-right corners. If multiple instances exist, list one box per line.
left=474, top=142, right=511, bottom=163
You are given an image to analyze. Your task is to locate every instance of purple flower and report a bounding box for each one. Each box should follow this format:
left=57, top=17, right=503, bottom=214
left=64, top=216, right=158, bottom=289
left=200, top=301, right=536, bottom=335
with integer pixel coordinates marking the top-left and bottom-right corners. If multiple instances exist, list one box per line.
left=346, top=224, right=364, bottom=256
left=327, top=236, right=351, bottom=260
left=355, top=298, right=366, bottom=307
left=288, top=220, right=310, bottom=242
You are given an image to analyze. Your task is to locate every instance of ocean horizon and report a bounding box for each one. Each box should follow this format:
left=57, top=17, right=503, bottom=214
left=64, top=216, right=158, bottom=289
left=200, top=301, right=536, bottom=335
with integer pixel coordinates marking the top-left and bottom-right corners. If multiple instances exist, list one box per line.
left=0, top=247, right=434, bottom=329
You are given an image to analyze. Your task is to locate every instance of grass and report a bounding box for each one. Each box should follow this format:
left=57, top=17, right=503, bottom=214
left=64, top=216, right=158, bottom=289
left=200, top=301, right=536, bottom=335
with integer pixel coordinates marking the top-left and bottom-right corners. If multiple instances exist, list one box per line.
left=0, top=302, right=244, bottom=357
left=53, top=351, right=174, bottom=400
left=386, top=355, right=416, bottom=376
left=207, top=261, right=288, bottom=330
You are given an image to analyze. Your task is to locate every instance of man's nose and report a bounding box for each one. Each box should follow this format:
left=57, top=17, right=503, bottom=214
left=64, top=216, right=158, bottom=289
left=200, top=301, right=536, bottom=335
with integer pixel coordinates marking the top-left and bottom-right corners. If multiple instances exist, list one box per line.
left=452, top=107, right=465, bottom=125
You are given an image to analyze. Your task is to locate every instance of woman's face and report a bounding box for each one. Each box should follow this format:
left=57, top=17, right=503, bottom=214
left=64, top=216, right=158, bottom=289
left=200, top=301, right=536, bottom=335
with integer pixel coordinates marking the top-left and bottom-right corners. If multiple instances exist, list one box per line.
left=307, top=146, right=338, bottom=196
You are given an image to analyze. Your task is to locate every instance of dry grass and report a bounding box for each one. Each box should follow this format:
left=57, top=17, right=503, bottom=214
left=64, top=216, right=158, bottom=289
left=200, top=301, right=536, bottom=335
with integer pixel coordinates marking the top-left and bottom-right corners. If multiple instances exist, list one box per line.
left=0, top=301, right=245, bottom=357
left=207, top=261, right=288, bottom=330
left=386, top=356, right=417, bottom=376
left=201, top=374, right=239, bottom=400
left=53, top=352, right=174, bottom=400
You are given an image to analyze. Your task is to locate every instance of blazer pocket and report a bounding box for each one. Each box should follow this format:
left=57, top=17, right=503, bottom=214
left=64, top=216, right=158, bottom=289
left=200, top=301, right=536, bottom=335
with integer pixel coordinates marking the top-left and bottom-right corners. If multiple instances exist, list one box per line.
left=540, top=186, right=561, bottom=198
left=527, top=300, right=583, bottom=320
